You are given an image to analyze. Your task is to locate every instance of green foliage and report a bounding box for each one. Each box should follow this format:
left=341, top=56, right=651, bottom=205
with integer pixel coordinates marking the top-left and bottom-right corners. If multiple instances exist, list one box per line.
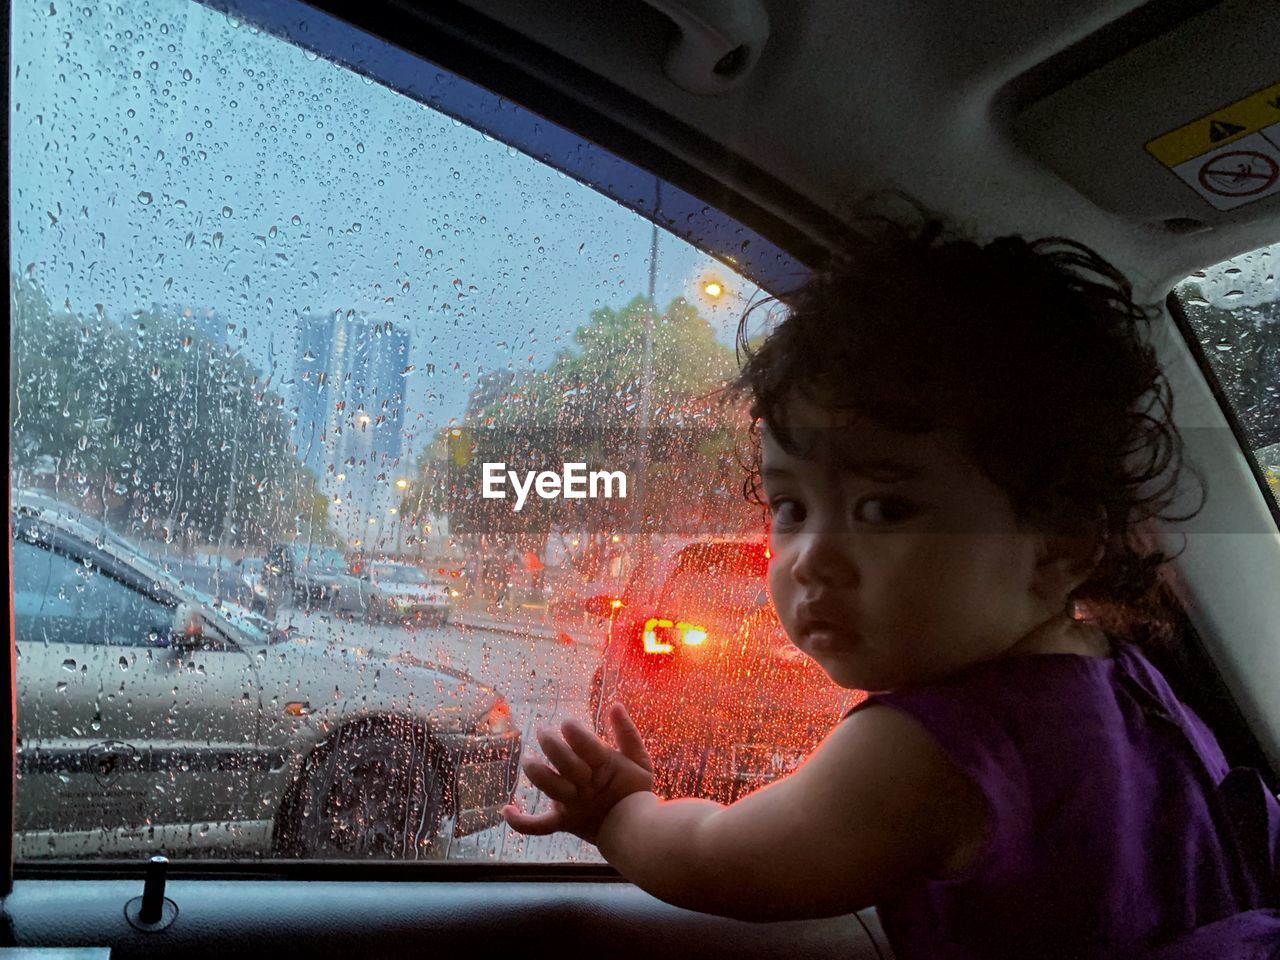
left=10, top=274, right=339, bottom=548
left=403, top=295, right=758, bottom=539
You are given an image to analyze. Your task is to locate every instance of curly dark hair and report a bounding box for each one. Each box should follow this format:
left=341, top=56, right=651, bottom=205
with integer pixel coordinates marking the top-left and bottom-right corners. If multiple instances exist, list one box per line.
left=729, top=196, right=1204, bottom=639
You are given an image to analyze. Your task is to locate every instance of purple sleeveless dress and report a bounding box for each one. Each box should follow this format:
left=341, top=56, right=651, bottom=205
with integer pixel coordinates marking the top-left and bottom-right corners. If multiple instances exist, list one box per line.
left=843, top=639, right=1280, bottom=959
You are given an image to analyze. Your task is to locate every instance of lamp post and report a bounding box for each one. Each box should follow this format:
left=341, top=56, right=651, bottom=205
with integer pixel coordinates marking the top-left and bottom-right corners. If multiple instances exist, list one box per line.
left=632, top=179, right=660, bottom=564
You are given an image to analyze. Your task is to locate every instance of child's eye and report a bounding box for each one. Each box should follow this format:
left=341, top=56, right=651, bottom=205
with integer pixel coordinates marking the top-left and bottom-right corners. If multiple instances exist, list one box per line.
left=853, top=495, right=918, bottom=525
left=767, top=497, right=805, bottom=529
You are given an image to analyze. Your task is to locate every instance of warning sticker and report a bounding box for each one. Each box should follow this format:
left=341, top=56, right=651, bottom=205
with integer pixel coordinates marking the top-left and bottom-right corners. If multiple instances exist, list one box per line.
left=1170, top=131, right=1280, bottom=211
left=1146, top=81, right=1280, bottom=211
left=1146, top=82, right=1280, bottom=167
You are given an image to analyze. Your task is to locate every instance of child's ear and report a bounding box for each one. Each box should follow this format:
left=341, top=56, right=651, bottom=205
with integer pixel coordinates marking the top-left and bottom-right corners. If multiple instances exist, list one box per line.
left=1032, top=509, right=1106, bottom=609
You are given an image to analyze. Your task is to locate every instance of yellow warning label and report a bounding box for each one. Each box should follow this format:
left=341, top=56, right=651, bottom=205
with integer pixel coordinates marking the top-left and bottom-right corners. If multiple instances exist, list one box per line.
left=1146, top=81, right=1280, bottom=168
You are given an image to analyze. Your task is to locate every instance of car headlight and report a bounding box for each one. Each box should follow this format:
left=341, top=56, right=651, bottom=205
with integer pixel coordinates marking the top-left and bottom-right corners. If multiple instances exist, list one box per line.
left=474, top=699, right=513, bottom=736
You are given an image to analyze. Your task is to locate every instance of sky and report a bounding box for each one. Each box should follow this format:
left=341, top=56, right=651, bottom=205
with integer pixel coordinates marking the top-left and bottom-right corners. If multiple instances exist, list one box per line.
left=9, top=0, right=767, bottom=479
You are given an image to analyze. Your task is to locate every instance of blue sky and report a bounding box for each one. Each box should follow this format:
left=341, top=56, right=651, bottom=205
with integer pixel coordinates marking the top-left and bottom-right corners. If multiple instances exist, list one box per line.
left=10, top=0, right=764, bottom=472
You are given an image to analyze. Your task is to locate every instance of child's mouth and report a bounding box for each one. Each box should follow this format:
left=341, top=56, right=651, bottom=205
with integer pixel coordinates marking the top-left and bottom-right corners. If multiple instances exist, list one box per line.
left=801, top=625, right=844, bottom=654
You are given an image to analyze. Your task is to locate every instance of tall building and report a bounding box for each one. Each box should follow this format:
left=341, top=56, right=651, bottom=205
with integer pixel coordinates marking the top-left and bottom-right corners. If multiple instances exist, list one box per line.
left=291, top=312, right=411, bottom=542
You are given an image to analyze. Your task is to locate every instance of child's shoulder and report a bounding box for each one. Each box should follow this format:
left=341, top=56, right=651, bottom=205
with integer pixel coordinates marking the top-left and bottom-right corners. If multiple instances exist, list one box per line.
left=815, top=701, right=995, bottom=882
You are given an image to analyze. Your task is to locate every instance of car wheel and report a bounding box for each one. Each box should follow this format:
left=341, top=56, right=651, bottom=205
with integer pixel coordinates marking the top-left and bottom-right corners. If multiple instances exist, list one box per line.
left=278, top=718, right=448, bottom=860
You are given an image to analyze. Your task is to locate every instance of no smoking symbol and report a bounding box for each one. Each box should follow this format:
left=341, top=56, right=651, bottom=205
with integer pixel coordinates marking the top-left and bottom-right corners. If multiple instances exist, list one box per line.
left=1198, top=150, right=1279, bottom=197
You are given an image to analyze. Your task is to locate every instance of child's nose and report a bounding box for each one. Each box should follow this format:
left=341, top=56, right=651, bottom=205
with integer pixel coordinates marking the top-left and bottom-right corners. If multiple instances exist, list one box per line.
left=789, top=532, right=859, bottom=587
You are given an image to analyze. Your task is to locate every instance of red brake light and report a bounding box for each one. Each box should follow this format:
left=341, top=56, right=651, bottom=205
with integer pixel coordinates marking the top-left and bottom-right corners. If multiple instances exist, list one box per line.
left=642, top=618, right=708, bottom=654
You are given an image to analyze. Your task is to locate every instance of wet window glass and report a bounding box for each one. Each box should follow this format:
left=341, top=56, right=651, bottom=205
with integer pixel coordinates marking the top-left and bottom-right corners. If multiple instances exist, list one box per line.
left=1175, top=243, right=1280, bottom=511
left=9, top=0, right=852, bottom=864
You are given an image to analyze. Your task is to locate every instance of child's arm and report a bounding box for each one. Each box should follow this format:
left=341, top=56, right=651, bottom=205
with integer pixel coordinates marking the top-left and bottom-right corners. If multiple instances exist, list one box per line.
left=504, top=702, right=987, bottom=922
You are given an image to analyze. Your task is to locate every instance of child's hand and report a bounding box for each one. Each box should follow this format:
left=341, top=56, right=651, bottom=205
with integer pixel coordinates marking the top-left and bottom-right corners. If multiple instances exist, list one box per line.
left=502, top=702, right=655, bottom=845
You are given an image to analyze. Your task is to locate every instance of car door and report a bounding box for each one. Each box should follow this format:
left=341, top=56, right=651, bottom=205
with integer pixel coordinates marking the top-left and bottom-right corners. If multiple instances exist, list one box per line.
left=14, top=524, right=262, bottom=855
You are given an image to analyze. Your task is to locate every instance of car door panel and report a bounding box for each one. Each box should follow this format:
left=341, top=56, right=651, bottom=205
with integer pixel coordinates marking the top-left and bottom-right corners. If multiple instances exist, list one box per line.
left=0, top=878, right=892, bottom=959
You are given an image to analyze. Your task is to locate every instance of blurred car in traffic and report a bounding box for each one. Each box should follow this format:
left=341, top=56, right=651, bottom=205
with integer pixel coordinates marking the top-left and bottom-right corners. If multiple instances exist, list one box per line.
left=233, top=557, right=276, bottom=618
left=586, top=539, right=860, bottom=804
left=263, top=542, right=370, bottom=617
left=12, top=501, right=522, bottom=859
left=365, top=560, right=453, bottom=626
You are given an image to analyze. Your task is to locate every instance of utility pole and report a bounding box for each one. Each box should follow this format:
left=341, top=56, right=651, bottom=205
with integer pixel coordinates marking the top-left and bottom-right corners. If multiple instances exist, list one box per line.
left=631, top=178, right=660, bottom=569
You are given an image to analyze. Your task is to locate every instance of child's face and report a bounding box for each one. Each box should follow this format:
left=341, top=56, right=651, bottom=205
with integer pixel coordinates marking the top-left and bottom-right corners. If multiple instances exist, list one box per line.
left=761, top=399, right=1055, bottom=692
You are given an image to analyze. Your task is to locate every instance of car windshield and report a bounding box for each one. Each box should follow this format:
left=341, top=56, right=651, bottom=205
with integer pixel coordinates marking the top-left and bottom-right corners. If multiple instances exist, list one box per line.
left=8, top=0, right=804, bottom=865
left=371, top=564, right=430, bottom=584
left=658, top=546, right=771, bottom=619
left=302, top=548, right=350, bottom=572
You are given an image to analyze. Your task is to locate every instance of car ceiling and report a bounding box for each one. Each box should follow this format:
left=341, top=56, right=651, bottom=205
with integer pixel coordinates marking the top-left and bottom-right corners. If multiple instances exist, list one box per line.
left=416, top=0, right=1280, bottom=770
left=449, top=0, right=1279, bottom=297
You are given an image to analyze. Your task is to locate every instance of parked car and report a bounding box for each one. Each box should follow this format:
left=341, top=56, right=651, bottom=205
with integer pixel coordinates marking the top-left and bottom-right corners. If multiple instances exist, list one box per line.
left=12, top=505, right=521, bottom=859
left=263, top=543, right=370, bottom=617
left=365, top=561, right=453, bottom=626
left=587, top=539, right=860, bottom=804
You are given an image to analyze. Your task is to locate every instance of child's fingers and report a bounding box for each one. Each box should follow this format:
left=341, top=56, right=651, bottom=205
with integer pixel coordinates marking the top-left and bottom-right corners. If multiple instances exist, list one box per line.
left=522, top=757, right=579, bottom=803
left=501, top=803, right=563, bottom=837
left=539, top=727, right=593, bottom=785
left=559, top=716, right=614, bottom=768
left=607, top=702, right=653, bottom=772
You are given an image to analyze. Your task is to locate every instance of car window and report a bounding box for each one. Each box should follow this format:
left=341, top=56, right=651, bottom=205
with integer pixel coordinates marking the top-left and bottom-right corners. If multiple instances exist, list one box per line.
left=1174, top=242, right=1280, bottom=511
left=304, top=548, right=349, bottom=571
left=371, top=564, right=428, bottom=583
left=7, top=0, right=818, bottom=865
left=659, top=545, right=772, bottom=615
left=13, top=538, right=175, bottom=648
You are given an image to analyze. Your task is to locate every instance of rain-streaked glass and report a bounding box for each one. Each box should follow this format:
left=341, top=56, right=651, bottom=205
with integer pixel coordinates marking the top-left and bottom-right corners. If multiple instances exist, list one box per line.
left=9, top=0, right=855, bottom=863
left=1175, top=243, right=1280, bottom=511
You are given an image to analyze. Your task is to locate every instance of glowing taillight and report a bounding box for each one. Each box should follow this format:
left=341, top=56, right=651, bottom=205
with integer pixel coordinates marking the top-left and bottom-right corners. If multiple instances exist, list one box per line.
left=681, top=626, right=707, bottom=646
left=642, top=618, right=708, bottom=654
left=643, top=618, right=676, bottom=654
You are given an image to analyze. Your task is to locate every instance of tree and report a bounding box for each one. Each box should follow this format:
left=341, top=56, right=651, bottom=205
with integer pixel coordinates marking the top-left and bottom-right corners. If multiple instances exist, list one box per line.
left=400, top=295, right=761, bottom=568
left=10, top=274, right=341, bottom=550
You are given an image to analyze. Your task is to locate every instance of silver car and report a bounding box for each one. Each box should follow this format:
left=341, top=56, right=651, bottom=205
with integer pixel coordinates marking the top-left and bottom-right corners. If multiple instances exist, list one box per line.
left=12, top=504, right=521, bottom=859
left=365, top=561, right=453, bottom=626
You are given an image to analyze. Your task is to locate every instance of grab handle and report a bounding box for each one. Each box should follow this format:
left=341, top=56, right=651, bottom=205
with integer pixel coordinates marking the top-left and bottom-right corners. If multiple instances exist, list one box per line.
left=640, top=0, right=769, bottom=94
